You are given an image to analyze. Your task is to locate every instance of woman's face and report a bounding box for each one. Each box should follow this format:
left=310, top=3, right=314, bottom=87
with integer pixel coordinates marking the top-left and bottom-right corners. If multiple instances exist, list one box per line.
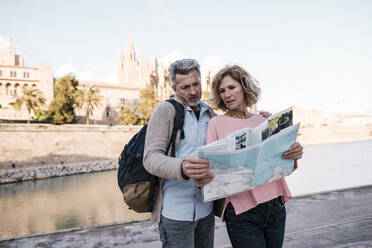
left=218, top=75, right=247, bottom=111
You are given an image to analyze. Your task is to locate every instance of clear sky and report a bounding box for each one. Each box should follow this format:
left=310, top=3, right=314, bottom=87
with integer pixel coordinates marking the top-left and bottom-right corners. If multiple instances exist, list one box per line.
left=1, top=0, right=371, bottom=116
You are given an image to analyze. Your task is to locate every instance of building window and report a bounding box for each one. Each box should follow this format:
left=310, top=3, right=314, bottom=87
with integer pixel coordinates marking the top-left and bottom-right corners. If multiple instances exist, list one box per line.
left=14, top=84, right=20, bottom=97
left=10, top=71, right=16, bottom=77
left=23, top=72, right=30, bottom=78
left=15, top=55, right=20, bottom=66
left=105, top=107, right=111, bottom=117
left=6, top=83, right=11, bottom=95
left=0, top=70, right=2, bottom=76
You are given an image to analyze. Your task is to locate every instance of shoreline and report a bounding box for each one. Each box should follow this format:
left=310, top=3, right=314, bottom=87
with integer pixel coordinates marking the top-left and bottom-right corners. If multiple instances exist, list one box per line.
left=0, top=160, right=117, bottom=184
left=1, top=124, right=371, bottom=170
left=1, top=135, right=372, bottom=185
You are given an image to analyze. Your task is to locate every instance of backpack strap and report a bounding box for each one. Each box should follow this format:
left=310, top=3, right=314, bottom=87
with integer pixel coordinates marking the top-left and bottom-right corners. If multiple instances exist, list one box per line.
left=166, top=99, right=185, bottom=157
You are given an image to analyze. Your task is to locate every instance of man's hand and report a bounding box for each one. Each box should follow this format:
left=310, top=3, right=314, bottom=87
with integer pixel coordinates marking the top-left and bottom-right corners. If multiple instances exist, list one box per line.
left=259, top=111, right=271, bottom=119
left=282, top=142, right=303, bottom=160
left=181, top=157, right=213, bottom=182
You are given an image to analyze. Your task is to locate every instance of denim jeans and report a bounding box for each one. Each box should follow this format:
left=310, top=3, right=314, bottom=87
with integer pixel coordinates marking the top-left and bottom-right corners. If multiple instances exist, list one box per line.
left=158, top=212, right=215, bottom=248
left=224, top=196, right=286, bottom=248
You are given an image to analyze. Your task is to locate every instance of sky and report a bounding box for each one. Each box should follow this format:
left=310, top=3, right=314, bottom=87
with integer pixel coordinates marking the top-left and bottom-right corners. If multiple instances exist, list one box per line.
left=1, top=0, right=371, bottom=116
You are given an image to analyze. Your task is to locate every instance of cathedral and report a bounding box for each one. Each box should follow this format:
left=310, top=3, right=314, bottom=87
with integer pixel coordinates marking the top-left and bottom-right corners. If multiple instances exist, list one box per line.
left=116, top=35, right=173, bottom=100
left=78, top=36, right=173, bottom=124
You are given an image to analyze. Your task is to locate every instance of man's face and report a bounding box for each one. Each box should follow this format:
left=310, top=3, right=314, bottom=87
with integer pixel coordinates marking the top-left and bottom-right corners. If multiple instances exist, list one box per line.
left=173, top=69, right=202, bottom=109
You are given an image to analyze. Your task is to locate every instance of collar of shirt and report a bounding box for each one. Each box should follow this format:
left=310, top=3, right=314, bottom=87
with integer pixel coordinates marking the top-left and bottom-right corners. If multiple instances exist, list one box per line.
left=184, top=101, right=212, bottom=116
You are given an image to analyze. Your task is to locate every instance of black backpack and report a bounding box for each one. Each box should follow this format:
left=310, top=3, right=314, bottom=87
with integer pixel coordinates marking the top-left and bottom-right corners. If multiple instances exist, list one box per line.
left=117, top=99, right=185, bottom=213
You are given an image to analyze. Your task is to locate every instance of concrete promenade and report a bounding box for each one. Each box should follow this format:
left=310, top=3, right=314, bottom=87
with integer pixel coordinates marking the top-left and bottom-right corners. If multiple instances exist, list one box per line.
left=1, top=186, right=371, bottom=248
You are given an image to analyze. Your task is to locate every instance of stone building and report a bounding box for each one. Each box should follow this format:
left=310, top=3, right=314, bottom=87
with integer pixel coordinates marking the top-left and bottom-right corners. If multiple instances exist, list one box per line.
left=117, top=36, right=173, bottom=99
left=0, top=41, right=53, bottom=120
left=78, top=36, right=173, bottom=125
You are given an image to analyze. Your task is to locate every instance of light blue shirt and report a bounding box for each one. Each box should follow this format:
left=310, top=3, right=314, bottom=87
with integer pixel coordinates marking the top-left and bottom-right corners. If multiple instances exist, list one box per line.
left=161, top=100, right=214, bottom=221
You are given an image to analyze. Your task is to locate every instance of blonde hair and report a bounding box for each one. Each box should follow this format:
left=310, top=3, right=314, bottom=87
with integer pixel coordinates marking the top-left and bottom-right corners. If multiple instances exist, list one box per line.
left=210, top=65, right=261, bottom=111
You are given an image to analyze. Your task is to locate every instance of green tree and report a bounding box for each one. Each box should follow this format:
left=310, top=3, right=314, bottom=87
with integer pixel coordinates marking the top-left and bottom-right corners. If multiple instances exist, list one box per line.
left=118, top=106, right=140, bottom=125
left=10, top=86, right=47, bottom=123
left=32, top=109, right=53, bottom=123
left=76, top=85, right=103, bottom=124
left=48, top=74, right=80, bottom=124
left=136, top=84, right=159, bottom=124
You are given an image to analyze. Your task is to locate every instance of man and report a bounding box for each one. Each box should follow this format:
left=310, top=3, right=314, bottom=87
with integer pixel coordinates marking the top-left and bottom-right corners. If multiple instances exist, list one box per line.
left=143, top=58, right=215, bottom=248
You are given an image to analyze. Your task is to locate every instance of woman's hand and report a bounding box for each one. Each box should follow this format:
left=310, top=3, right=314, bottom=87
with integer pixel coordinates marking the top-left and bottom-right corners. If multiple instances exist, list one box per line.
left=259, top=111, right=271, bottom=119
left=282, top=142, right=303, bottom=160
left=194, top=173, right=214, bottom=188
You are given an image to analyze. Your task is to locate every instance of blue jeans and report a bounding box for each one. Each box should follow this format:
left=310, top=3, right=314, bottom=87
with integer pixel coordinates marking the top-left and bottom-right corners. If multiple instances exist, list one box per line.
left=224, top=196, right=286, bottom=248
left=158, top=212, right=215, bottom=248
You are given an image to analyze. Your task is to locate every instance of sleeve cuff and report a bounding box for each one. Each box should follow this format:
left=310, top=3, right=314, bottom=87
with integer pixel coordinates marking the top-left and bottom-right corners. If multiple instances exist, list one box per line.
left=179, top=159, right=190, bottom=181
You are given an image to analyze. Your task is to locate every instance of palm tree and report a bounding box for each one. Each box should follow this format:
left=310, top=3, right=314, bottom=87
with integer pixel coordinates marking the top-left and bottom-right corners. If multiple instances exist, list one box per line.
left=11, top=87, right=47, bottom=123
left=77, top=85, right=103, bottom=125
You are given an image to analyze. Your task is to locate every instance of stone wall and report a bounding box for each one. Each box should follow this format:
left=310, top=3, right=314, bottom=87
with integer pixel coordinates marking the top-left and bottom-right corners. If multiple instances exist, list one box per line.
left=0, top=124, right=140, bottom=168
left=0, top=160, right=117, bottom=184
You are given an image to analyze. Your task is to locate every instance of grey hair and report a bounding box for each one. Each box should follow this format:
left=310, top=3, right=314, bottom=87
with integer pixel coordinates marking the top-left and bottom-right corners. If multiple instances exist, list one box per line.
left=168, top=58, right=201, bottom=87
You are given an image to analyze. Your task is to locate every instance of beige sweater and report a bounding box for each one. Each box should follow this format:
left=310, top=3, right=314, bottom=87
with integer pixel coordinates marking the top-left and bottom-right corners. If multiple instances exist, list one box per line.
left=143, top=95, right=215, bottom=223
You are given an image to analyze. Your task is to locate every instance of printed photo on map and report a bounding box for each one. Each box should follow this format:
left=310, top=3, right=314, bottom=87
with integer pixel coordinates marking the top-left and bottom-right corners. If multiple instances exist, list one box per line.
left=235, top=133, right=247, bottom=150
left=262, top=107, right=293, bottom=141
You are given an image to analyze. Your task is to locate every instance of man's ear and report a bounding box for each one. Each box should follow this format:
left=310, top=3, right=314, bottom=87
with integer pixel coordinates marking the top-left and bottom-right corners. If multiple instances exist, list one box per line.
left=172, top=85, right=176, bottom=91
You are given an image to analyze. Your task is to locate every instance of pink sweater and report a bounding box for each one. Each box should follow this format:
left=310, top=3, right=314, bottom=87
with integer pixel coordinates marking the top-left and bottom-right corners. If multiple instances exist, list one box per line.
left=206, top=114, right=295, bottom=219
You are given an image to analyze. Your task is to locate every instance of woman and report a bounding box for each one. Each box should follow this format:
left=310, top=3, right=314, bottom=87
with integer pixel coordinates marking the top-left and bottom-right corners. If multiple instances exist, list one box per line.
left=206, top=65, right=303, bottom=248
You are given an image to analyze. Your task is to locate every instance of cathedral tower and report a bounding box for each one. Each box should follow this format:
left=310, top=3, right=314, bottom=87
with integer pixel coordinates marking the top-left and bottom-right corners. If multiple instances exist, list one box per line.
left=118, top=35, right=147, bottom=89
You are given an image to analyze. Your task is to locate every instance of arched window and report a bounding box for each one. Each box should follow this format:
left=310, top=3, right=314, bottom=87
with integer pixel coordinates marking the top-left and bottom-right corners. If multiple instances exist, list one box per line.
left=23, top=84, right=29, bottom=89
left=6, top=83, right=11, bottom=96
left=105, top=107, right=111, bottom=117
left=14, top=83, right=20, bottom=97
